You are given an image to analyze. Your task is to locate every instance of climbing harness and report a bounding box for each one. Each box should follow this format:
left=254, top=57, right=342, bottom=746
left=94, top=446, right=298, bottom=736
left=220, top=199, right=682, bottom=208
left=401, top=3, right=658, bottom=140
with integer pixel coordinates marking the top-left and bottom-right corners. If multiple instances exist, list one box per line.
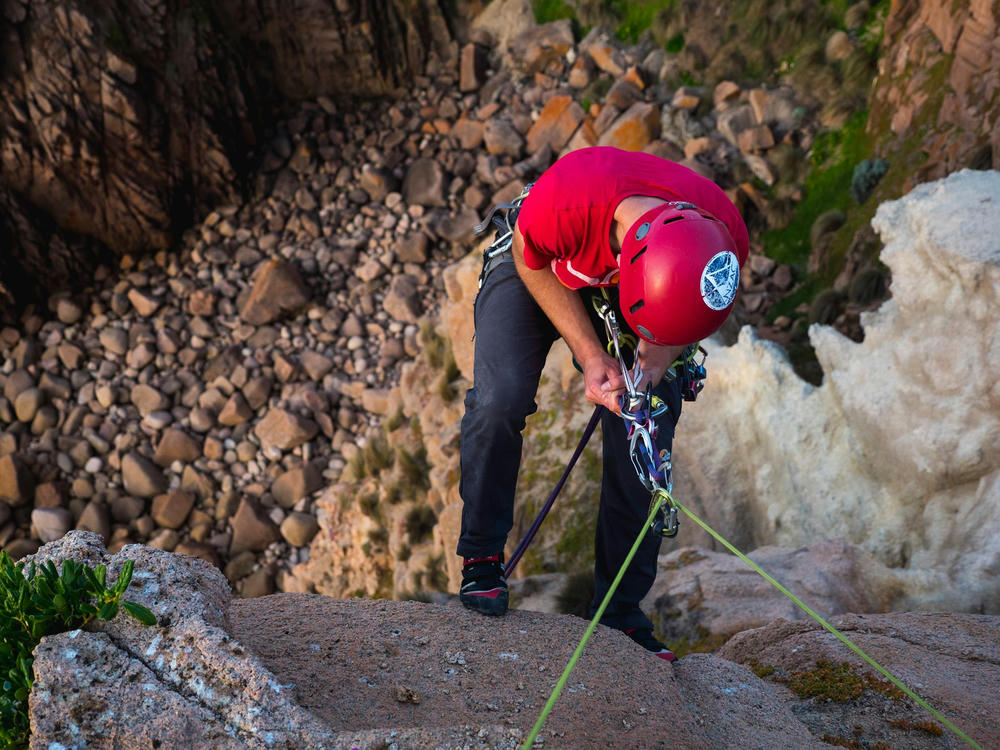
left=506, top=293, right=706, bottom=574
left=592, top=292, right=690, bottom=537
left=474, top=183, right=533, bottom=290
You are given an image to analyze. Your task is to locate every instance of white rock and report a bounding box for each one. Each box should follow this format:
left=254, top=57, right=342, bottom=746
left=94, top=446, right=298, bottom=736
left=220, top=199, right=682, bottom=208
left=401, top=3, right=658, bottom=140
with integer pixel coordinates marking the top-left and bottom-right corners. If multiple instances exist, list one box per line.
left=673, top=170, right=1000, bottom=613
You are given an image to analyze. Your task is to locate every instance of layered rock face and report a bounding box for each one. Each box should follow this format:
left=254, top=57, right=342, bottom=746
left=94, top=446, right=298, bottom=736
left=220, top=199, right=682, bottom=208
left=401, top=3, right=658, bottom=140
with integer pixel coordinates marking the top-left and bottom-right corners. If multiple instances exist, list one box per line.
left=672, top=169, right=1000, bottom=612
left=0, top=0, right=452, bottom=318
left=873, top=0, right=1000, bottom=182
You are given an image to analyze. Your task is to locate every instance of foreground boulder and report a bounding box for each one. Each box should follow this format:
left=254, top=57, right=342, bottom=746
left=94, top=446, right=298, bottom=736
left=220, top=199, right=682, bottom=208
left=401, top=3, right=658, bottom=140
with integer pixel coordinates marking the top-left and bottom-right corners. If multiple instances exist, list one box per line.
left=642, top=540, right=905, bottom=645
left=24, top=533, right=998, bottom=749
left=719, top=613, right=1000, bottom=750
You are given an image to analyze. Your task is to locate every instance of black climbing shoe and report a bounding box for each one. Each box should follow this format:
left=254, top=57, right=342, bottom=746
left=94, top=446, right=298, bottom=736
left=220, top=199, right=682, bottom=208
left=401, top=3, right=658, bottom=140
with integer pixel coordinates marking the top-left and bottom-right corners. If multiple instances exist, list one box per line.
left=459, top=554, right=509, bottom=616
left=624, top=628, right=677, bottom=662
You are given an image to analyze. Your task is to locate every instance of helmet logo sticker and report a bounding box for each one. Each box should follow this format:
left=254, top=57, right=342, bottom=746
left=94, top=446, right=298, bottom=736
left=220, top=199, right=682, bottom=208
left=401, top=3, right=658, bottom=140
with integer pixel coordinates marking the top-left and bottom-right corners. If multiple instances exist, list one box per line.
left=700, top=251, right=740, bottom=311
left=635, top=222, right=651, bottom=240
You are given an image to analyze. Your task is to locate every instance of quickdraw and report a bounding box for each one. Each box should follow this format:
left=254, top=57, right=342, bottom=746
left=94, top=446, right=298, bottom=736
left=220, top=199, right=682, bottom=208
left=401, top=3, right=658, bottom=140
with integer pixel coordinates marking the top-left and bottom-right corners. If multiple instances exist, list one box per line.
left=592, top=294, right=707, bottom=538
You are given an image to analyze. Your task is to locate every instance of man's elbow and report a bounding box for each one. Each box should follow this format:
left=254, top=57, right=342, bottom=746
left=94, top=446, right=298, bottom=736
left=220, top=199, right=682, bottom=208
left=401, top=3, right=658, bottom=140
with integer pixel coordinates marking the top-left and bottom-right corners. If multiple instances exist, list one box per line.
left=511, top=228, right=530, bottom=276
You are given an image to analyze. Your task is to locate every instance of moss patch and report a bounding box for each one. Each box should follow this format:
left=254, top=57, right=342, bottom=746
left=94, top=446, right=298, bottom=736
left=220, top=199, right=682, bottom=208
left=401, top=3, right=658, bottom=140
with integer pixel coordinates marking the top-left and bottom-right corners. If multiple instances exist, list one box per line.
left=747, top=658, right=776, bottom=678
left=661, top=549, right=706, bottom=570
left=888, top=718, right=943, bottom=736
left=784, top=660, right=908, bottom=703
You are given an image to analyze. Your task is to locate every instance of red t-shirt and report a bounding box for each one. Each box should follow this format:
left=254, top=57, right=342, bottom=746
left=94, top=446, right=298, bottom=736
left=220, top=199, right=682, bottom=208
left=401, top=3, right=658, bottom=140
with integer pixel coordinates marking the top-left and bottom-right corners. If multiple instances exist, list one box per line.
left=517, top=147, right=749, bottom=289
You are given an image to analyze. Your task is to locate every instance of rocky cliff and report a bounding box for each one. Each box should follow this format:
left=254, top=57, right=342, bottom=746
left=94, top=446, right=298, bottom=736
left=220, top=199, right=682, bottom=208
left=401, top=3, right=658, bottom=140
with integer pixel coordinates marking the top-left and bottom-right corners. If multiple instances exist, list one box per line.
left=24, top=532, right=1000, bottom=749
left=0, top=0, right=453, bottom=320
left=873, top=0, right=1000, bottom=185
left=672, top=168, right=1000, bottom=613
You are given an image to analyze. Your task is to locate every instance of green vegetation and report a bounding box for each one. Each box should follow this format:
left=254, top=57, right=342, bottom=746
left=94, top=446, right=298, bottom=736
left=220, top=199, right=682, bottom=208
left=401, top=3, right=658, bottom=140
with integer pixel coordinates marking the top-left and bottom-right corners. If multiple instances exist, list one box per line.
left=850, top=158, right=889, bottom=204
left=1, top=552, right=156, bottom=749
left=747, top=659, right=776, bottom=678
left=808, top=288, right=844, bottom=325
left=395, top=445, right=431, bottom=500
left=359, top=491, right=380, bottom=519
left=607, top=0, right=677, bottom=42
left=367, top=526, right=389, bottom=547
left=384, top=408, right=404, bottom=432
left=418, top=321, right=449, bottom=370
left=762, top=110, right=871, bottom=266
left=532, top=0, right=576, bottom=25
left=421, top=554, right=448, bottom=591
left=405, top=506, right=438, bottom=544
left=848, top=266, right=886, bottom=305
left=363, top=432, right=394, bottom=474
left=555, top=570, right=595, bottom=617
left=785, top=660, right=907, bottom=703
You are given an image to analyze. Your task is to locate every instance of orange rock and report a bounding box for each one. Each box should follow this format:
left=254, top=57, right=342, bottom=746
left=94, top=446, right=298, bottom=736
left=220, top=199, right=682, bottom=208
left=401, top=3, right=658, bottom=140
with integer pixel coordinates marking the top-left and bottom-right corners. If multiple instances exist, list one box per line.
left=624, top=65, right=646, bottom=89
left=597, top=102, right=661, bottom=152
left=587, top=42, right=625, bottom=76
left=737, top=124, right=775, bottom=153
left=568, top=57, right=592, bottom=89
left=564, top=119, right=599, bottom=153
left=452, top=117, right=485, bottom=150
left=525, top=95, right=585, bottom=154
left=714, top=80, right=741, bottom=108
left=684, top=137, right=713, bottom=159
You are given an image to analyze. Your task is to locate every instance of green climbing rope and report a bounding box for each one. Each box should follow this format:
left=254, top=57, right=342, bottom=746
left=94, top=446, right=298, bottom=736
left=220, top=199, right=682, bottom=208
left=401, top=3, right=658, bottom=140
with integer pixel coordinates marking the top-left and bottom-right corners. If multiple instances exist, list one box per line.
left=521, top=493, right=666, bottom=749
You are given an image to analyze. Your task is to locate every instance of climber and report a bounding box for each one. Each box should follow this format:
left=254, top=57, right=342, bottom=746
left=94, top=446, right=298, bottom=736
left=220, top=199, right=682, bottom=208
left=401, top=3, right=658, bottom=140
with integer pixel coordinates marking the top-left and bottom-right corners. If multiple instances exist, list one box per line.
left=456, top=146, right=749, bottom=661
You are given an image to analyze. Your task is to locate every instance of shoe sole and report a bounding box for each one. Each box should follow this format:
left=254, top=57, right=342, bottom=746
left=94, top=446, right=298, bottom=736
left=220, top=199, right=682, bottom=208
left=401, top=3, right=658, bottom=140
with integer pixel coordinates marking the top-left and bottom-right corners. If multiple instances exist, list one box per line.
left=460, top=592, right=509, bottom=616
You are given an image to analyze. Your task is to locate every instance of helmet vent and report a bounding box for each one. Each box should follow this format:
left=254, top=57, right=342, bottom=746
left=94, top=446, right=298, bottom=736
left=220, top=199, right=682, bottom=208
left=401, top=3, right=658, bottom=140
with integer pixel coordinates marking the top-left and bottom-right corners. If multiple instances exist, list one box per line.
left=629, top=299, right=645, bottom=314
left=637, top=325, right=654, bottom=340
left=662, top=216, right=683, bottom=226
left=630, top=246, right=647, bottom=264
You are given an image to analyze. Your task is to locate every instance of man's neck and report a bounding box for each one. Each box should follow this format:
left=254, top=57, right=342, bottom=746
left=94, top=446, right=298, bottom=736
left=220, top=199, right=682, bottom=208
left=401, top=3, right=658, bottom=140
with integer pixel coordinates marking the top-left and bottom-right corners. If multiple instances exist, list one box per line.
left=611, top=196, right=669, bottom=253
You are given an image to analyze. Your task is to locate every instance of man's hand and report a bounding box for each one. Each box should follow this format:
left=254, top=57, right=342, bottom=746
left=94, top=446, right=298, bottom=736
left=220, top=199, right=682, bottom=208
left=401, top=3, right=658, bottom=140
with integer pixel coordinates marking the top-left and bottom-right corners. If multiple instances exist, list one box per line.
left=581, top=350, right=627, bottom=414
left=634, top=341, right=687, bottom=394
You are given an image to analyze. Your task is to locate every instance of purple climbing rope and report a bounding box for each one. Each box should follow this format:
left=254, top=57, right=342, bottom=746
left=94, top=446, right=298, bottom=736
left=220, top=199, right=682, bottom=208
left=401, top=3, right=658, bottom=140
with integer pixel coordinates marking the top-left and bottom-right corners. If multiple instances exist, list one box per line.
left=504, top=405, right=604, bottom=578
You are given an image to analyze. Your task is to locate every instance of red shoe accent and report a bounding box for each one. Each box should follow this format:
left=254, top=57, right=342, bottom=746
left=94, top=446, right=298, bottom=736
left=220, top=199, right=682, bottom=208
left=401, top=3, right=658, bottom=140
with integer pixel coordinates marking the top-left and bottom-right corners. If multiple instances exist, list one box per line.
left=464, top=587, right=504, bottom=599
left=463, top=554, right=501, bottom=565
left=656, top=650, right=678, bottom=663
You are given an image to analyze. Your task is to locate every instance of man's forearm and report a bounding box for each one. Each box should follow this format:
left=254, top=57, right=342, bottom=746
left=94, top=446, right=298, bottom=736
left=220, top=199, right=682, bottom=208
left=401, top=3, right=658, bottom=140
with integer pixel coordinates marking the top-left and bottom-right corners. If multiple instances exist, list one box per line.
left=636, top=340, right=687, bottom=387
left=512, top=229, right=604, bottom=363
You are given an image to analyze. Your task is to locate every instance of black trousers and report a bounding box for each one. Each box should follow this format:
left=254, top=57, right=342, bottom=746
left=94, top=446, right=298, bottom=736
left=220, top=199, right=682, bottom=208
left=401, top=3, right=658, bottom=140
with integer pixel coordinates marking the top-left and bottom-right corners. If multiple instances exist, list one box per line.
left=457, top=261, right=682, bottom=631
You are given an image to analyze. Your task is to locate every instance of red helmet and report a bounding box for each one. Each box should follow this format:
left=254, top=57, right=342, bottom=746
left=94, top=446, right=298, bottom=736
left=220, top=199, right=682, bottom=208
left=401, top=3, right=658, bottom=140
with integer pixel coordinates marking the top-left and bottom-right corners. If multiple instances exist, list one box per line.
left=618, top=202, right=741, bottom=346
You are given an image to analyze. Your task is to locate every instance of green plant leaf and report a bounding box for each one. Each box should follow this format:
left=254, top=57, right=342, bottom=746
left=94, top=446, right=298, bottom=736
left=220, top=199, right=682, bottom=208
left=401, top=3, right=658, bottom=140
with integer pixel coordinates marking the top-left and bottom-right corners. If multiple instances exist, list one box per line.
left=111, top=560, right=134, bottom=595
left=122, top=601, right=157, bottom=626
left=98, top=601, right=119, bottom=620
